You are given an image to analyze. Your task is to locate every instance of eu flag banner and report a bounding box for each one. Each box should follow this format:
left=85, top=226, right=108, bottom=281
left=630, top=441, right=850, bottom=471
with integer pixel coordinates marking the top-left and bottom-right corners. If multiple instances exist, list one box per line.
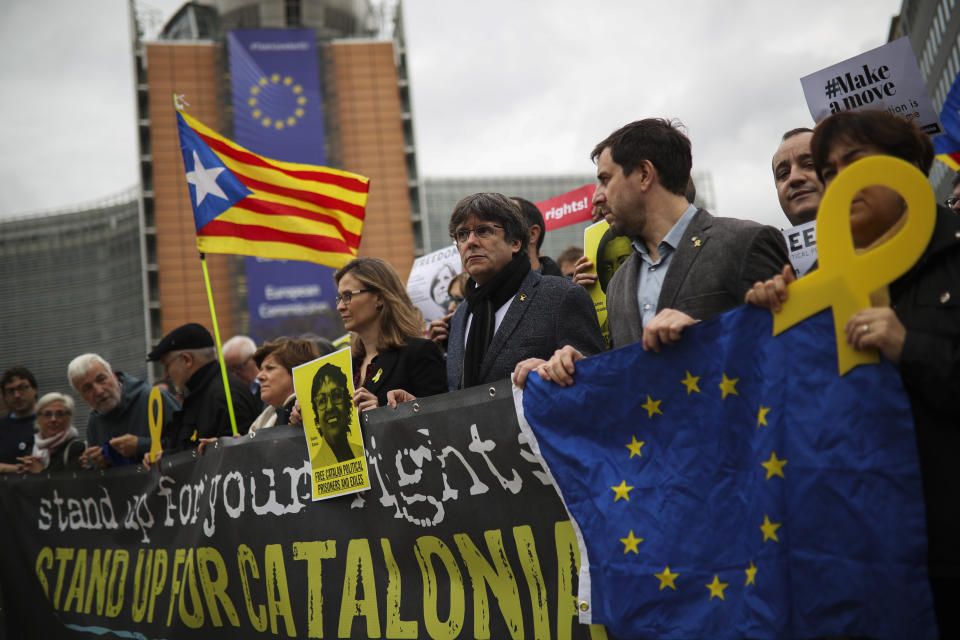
left=176, top=110, right=369, bottom=268
left=519, top=305, right=936, bottom=639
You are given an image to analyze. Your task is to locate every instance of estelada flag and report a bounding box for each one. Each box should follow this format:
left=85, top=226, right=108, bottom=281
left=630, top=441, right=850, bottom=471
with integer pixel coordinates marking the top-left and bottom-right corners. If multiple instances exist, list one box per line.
left=934, top=70, right=960, bottom=170
left=176, top=110, right=369, bottom=267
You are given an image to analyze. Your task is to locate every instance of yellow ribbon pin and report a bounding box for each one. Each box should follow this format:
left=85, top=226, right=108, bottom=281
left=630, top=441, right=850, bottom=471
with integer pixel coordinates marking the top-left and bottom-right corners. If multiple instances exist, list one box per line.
left=147, top=387, right=164, bottom=463
left=372, top=368, right=382, bottom=383
left=773, top=155, right=935, bottom=374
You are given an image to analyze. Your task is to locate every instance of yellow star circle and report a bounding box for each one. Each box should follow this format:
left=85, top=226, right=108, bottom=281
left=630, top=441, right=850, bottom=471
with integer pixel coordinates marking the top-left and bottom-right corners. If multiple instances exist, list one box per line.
left=250, top=74, right=307, bottom=129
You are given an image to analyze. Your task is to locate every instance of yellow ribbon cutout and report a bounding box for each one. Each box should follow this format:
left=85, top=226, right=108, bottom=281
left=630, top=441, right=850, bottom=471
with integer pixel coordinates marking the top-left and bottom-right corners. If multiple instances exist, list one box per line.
left=773, top=155, right=935, bottom=375
left=147, top=387, right=164, bottom=463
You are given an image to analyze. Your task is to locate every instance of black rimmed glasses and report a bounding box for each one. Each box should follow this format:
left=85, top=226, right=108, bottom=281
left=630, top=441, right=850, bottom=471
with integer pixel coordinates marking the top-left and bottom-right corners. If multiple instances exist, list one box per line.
left=451, top=224, right=504, bottom=245
left=335, top=289, right=372, bottom=305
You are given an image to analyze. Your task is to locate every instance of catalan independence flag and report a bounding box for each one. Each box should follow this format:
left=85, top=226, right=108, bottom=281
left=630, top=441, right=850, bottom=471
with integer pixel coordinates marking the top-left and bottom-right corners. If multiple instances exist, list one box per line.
left=176, top=110, right=369, bottom=267
left=934, top=70, right=960, bottom=170
left=520, top=305, right=936, bottom=639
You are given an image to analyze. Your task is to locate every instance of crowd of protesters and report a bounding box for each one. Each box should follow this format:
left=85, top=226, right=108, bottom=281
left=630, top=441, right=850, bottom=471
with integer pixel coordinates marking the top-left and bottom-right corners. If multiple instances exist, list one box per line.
left=2, top=110, right=959, bottom=633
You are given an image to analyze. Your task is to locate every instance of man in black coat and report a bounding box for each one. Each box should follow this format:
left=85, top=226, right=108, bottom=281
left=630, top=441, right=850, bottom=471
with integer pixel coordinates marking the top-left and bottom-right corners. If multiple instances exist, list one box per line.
left=147, top=323, right=259, bottom=454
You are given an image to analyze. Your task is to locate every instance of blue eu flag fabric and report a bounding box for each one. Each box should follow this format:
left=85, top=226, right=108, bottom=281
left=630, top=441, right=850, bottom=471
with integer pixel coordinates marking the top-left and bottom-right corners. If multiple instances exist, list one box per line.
left=521, top=306, right=936, bottom=640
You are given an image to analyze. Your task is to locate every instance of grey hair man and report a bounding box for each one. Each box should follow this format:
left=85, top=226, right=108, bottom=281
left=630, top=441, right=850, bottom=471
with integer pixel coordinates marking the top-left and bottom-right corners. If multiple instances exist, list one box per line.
left=70, top=353, right=179, bottom=468
left=223, top=335, right=260, bottom=393
left=147, top=323, right=259, bottom=454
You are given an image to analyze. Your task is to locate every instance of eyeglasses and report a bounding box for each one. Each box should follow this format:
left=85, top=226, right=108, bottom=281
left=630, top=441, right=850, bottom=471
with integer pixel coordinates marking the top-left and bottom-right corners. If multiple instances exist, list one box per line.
left=40, top=410, right=69, bottom=419
left=228, top=355, right=252, bottom=374
left=314, top=388, right=348, bottom=407
left=3, top=383, right=32, bottom=396
left=451, top=224, right=504, bottom=245
left=449, top=294, right=465, bottom=304
left=946, top=196, right=960, bottom=208
left=334, top=289, right=372, bottom=305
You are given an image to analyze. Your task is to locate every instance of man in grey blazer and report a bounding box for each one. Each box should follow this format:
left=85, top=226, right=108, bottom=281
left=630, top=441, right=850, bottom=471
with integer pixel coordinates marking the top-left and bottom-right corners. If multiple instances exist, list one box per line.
left=520, top=118, right=787, bottom=387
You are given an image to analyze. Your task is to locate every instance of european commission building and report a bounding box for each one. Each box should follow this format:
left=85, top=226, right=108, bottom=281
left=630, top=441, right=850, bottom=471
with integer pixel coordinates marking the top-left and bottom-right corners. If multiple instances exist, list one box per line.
left=0, top=190, right=149, bottom=433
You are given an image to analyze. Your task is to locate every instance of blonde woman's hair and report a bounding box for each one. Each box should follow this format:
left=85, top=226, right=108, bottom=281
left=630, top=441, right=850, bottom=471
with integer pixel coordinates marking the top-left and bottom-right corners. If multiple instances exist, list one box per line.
left=334, top=257, right=422, bottom=357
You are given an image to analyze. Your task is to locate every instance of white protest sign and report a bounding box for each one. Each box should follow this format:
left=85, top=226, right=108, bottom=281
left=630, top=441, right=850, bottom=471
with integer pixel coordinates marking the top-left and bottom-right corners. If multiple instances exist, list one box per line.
left=407, top=244, right=463, bottom=326
left=781, top=220, right=818, bottom=278
left=801, top=37, right=942, bottom=136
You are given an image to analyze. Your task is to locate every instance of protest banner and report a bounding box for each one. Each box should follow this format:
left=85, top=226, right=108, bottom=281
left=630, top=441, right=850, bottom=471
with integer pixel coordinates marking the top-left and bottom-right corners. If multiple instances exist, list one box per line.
left=406, top=244, right=463, bottom=326
left=292, top=347, right=369, bottom=500
left=800, top=37, right=942, bottom=135
left=780, top=219, right=817, bottom=277
left=0, top=381, right=607, bottom=640
left=538, top=185, right=595, bottom=231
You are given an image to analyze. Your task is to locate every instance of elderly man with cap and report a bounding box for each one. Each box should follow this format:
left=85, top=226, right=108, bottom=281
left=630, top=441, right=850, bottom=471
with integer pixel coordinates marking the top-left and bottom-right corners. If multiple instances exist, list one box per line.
left=147, top=323, right=259, bottom=456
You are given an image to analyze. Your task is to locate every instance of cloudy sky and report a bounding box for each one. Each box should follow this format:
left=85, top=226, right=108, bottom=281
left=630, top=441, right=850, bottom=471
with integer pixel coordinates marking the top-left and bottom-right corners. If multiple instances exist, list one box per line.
left=0, top=0, right=902, bottom=227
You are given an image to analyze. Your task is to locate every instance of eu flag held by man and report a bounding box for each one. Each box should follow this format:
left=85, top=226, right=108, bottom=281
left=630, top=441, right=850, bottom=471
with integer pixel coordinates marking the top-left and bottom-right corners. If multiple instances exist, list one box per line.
left=520, top=305, right=936, bottom=639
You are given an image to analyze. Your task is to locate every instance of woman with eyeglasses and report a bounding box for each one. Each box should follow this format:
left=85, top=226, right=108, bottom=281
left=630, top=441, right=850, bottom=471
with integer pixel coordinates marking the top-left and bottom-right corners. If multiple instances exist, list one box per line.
left=335, top=257, right=447, bottom=411
left=746, top=109, right=960, bottom=635
left=18, top=393, right=85, bottom=474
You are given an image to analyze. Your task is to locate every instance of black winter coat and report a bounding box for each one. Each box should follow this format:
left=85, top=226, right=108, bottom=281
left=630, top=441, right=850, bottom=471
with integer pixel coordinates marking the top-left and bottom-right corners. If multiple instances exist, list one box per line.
left=890, top=206, right=960, bottom=577
left=162, top=361, right=259, bottom=453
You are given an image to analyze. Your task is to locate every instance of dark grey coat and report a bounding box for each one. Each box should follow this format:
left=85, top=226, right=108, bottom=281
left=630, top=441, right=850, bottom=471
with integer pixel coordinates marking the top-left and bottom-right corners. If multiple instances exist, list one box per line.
left=606, top=209, right=788, bottom=348
left=446, top=270, right=604, bottom=390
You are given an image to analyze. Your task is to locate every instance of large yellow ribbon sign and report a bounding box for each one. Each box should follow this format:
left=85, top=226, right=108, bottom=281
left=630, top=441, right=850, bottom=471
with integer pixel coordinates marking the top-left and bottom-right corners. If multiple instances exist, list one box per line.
left=773, top=155, right=935, bottom=374
left=147, top=387, right=164, bottom=463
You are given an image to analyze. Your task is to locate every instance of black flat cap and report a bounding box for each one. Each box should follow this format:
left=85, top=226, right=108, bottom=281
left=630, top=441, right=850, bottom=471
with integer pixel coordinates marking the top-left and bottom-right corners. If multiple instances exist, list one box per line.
left=147, top=323, right=214, bottom=361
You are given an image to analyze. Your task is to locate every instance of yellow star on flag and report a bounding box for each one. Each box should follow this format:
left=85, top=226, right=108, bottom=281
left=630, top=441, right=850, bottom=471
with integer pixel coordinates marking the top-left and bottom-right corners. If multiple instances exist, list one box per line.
left=760, top=514, right=781, bottom=543
left=611, top=480, right=634, bottom=502
left=681, top=370, right=700, bottom=394
left=718, top=373, right=739, bottom=399
left=761, top=451, right=787, bottom=480
left=641, top=395, right=662, bottom=418
left=706, top=574, right=729, bottom=600
left=625, top=436, right=644, bottom=458
left=654, top=566, right=678, bottom=590
left=745, top=560, right=757, bottom=586
left=757, top=405, right=771, bottom=427
left=620, top=530, right=643, bottom=554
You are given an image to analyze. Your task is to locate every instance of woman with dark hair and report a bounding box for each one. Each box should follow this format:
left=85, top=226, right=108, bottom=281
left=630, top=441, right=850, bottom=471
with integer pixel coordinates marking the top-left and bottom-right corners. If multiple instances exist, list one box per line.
left=747, top=109, right=960, bottom=634
left=249, top=338, right=319, bottom=431
left=335, top=257, right=447, bottom=411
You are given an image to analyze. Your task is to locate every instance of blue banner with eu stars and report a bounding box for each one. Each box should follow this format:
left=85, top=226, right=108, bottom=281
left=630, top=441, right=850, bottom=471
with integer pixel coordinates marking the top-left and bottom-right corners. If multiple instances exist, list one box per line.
left=518, top=305, right=936, bottom=640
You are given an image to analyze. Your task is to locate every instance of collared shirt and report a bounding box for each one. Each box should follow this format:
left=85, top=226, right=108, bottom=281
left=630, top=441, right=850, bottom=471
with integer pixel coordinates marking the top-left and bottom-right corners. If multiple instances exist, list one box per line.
left=631, top=204, right=698, bottom=327
left=463, top=298, right=514, bottom=349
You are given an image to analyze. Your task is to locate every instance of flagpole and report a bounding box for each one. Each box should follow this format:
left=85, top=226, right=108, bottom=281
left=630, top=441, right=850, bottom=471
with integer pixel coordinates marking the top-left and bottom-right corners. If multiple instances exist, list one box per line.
left=199, top=252, right=239, bottom=436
